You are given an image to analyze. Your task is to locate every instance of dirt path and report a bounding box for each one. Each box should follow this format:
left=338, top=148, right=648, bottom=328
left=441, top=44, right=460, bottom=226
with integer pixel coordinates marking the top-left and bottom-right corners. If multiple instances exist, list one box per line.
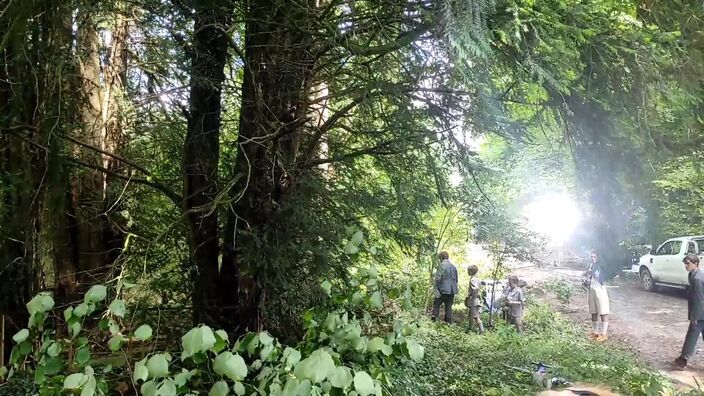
left=515, top=266, right=704, bottom=389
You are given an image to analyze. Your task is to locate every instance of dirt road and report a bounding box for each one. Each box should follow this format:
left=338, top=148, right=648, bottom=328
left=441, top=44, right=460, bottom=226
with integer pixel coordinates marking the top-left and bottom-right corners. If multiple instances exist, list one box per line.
left=515, top=267, right=704, bottom=388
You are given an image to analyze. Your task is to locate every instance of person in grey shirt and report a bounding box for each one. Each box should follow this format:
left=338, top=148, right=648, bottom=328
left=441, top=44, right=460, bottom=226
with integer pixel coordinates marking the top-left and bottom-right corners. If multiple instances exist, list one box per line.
left=675, top=254, right=704, bottom=369
left=432, top=251, right=458, bottom=323
left=504, top=275, right=525, bottom=332
left=465, top=265, right=485, bottom=333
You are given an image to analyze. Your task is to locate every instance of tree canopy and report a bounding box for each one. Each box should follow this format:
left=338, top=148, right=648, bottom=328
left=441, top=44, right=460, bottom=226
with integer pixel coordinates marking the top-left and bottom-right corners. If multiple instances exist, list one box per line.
left=1, top=0, right=702, bottom=368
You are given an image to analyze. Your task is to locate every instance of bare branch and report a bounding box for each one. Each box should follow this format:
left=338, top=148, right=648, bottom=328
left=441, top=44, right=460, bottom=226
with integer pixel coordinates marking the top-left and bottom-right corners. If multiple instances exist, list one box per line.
left=66, top=158, right=182, bottom=206
left=57, top=133, right=152, bottom=176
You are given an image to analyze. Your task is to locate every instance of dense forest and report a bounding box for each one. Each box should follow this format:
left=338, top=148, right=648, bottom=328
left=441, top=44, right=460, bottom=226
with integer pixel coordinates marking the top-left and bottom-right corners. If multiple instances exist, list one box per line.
left=1, top=0, right=703, bottom=395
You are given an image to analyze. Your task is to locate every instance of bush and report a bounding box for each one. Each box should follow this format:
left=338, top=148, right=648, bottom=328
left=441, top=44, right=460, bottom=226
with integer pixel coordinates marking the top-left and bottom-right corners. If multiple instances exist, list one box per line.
left=543, top=279, right=573, bottom=304
left=0, top=376, right=35, bottom=396
left=2, top=260, right=425, bottom=396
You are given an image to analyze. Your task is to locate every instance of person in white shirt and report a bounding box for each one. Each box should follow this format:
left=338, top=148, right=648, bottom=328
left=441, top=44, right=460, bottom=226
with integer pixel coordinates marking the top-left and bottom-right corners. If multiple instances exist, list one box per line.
left=586, top=251, right=610, bottom=342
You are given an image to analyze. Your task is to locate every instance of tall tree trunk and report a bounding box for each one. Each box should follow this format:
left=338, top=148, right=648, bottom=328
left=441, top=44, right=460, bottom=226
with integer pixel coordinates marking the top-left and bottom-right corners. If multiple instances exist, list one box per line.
left=102, top=11, right=130, bottom=266
left=73, top=9, right=107, bottom=288
left=225, top=0, right=319, bottom=333
left=0, top=0, right=73, bottom=361
left=54, top=6, right=131, bottom=299
left=185, top=1, right=234, bottom=330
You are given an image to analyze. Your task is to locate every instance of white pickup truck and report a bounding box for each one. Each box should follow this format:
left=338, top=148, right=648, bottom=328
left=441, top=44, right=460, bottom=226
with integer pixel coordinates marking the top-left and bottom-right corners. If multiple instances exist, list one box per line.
left=635, top=236, right=704, bottom=291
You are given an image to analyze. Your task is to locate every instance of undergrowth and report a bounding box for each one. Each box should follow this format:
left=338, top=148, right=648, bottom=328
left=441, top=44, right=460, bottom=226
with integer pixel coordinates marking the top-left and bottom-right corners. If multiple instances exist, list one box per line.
left=393, top=298, right=699, bottom=396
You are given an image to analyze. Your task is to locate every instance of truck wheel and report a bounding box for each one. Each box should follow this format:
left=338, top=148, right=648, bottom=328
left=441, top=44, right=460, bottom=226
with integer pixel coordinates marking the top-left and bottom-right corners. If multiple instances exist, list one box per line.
left=640, top=268, right=656, bottom=292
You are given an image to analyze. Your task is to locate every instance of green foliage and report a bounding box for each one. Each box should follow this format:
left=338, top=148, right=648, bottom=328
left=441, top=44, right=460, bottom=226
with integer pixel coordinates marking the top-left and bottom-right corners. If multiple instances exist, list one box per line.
left=393, top=301, right=675, bottom=396
left=651, top=153, right=704, bottom=238
left=543, top=279, right=573, bottom=304
left=6, top=260, right=424, bottom=396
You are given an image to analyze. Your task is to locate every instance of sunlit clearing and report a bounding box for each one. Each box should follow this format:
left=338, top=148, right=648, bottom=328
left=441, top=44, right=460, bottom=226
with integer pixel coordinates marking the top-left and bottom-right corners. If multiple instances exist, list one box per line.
left=523, top=193, right=582, bottom=245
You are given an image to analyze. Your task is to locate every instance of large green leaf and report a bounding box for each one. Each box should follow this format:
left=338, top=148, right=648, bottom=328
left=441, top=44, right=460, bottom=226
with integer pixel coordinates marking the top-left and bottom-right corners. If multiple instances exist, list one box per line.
left=108, top=299, right=127, bottom=318
left=84, top=285, right=107, bottom=303
left=26, top=293, right=54, bottom=316
left=75, top=347, right=91, bottom=365
left=213, top=351, right=248, bottom=381
left=27, top=293, right=54, bottom=315
left=173, top=369, right=196, bottom=387
left=47, top=342, right=61, bottom=357
left=12, top=329, right=29, bottom=343
left=69, top=321, right=82, bottom=338
left=330, top=366, right=353, bottom=389
left=283, top=347, right=301, bottom=367
left=406, top=340, right=425, bottom=361
left=108, top=335, right=124, bottom=352
left=146, top=354, right=170, bottom=378
left=63, top=307, right=73, bottom=321
left=181, top=326, right=217, bottom=359
left=320, top=280, right=332, bottom=295
left=80, top=375, right=96, bottom=396
left=141, top=381, right=158, bottom=396
left=209, top=380, right=229, bottom=396
left=344, top=241, right=360, bottom=254
left=366, top=337, right=385, bottom=354
left=351, top=230, right=364, bottom=245
left=73, top=303, right=90, bottom=318
left=157, top=379, right=177, bottom=396
left=233, top=382, right=245, bottom=396
left=259, top=331, right=274, bottom=346
left=293, top=348, right=335, bottom=383
left=134, top=324, right=153, bottom=341
left=133, top=358, right=148, bottom=382
left=63, top=373, right=87, bottom=390
left=44, top=357, right=63, bottom=375
left=353, top=371, right=375, bottom=396
left=368, top=291, right=383, bottom=309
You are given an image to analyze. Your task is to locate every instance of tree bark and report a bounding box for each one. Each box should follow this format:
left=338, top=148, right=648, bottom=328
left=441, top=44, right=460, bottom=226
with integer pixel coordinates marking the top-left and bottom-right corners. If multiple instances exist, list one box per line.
left=0, top=0, right=74, bottom=360
left=73, top=9, right=107, bottom=288
left=102, top=11, right=131, bottom=266
left=223, top=0, right=320, bottom=333
left=52, top=5, right=131, bottom=299
left=184, top=1, right=234, bottom=330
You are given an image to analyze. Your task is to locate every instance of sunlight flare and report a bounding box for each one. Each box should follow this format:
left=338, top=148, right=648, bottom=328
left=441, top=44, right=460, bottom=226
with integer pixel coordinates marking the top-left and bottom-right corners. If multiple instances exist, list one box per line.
left=523, top=193, right=582, bottom=245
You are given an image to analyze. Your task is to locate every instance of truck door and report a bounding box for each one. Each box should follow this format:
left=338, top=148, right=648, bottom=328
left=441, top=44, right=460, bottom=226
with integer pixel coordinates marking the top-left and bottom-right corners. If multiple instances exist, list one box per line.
left=673, top=241, right=696, bottom=285
left=651, top=240, right=675, bottom=282
left=662, top=240, right=685, bottom=284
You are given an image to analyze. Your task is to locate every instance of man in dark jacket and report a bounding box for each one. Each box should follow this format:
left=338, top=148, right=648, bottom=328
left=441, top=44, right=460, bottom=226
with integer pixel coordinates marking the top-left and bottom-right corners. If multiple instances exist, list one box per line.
left=431, top=251, right=459, bottom=323
left=675, top=254, right=704, bottom=368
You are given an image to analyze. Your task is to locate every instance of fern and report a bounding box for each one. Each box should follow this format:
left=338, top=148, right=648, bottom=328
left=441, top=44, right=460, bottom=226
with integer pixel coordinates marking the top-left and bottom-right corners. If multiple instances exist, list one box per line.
left=442, top=0, right=496, bottom=61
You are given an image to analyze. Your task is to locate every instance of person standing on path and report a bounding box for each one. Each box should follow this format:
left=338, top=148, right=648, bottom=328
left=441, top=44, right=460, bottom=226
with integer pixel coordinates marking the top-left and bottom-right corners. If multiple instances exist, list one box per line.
left=674, top=254, right=704, bottom=369
left=504, top=275, right=526, bottom=332
left=465, top=265, right=485, bottom=333
left=587, top=251, right=610, bottom=342
left=432, top=251, right=458, bottom=323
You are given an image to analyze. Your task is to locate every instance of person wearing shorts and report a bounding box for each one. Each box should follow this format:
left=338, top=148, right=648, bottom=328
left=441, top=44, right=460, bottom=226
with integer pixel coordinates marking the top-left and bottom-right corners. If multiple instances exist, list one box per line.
left=587, top=251, right=610, bottom=342
left=465, top=265, right=484, bottom=334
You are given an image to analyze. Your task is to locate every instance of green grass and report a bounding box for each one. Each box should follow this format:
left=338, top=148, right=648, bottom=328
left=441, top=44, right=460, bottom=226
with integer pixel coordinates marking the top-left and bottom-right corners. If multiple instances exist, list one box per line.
left=393, top=298, right=694, bottom=396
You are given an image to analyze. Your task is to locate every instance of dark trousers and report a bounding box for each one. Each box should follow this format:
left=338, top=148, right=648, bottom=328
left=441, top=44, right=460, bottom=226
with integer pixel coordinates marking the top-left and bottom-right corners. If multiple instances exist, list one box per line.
left=681, top=320, right=704, bottom=360
left=432, top=293, right=455, bottom=323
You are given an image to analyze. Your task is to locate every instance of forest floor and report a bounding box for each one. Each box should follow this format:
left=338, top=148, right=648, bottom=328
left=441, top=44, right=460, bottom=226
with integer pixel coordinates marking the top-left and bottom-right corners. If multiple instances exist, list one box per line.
left=516, top=266, right=704, bottom=390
